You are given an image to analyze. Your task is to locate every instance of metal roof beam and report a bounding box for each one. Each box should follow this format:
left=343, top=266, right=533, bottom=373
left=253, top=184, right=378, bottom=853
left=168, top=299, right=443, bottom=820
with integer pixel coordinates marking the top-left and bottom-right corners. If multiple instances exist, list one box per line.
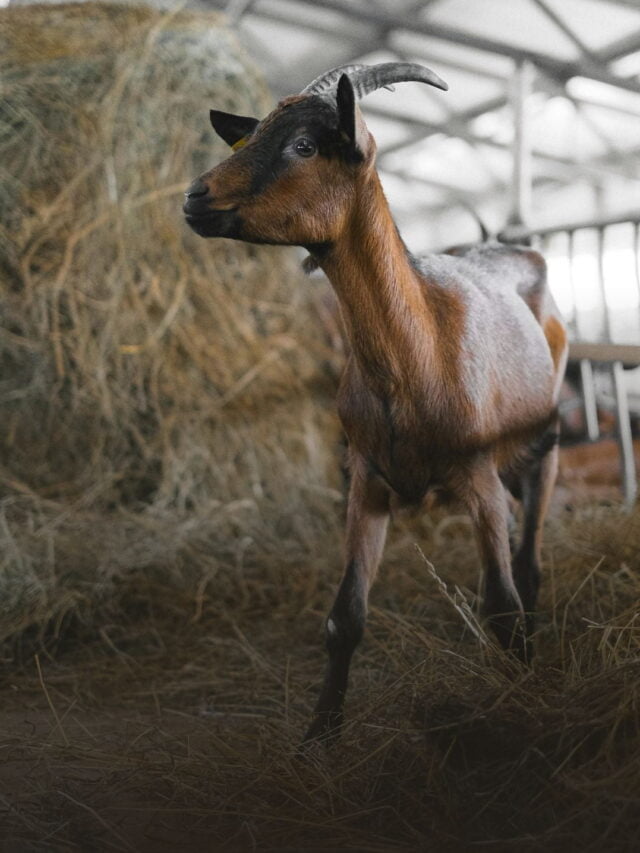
left=268, top=0, right=640, bottom=94
left=376, top=93, right=507, bottom=156
left=370, top=104, right=640, bottom=184
left=239, top=6, right=640, bottom=124
left=379, top=166, right=502, bottom=203
left=384, top=169, right=577, bottom=237
left=384, top=167, right=565, bottom=207
left=585, top=0, right=640, bottom=11
left=598, top=28, right=640, bottom=63
left=530, top=0, right=602, bottom=64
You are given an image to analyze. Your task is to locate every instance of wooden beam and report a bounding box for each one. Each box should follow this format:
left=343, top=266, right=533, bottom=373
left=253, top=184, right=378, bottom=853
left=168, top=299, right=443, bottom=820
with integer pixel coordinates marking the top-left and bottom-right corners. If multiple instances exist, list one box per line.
left=569, top=342, right=640, bottom=365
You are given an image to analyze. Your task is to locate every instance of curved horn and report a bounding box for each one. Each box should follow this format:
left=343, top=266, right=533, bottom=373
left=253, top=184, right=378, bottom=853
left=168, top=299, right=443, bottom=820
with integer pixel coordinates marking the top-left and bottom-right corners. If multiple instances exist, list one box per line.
left=301, top=61, right=448, bottom=100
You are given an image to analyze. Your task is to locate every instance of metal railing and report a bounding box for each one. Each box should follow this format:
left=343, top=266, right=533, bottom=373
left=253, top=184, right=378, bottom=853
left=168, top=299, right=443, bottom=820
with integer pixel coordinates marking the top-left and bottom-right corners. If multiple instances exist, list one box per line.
left=504, top=211, right=640, bottom=507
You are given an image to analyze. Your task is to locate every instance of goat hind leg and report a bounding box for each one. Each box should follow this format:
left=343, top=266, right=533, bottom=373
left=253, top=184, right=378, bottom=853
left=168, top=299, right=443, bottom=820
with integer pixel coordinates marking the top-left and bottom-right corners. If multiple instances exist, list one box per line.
left=460, top=458, right=528, bottom=662
left=303, top=460, right=389, bottom=744
left=512, top=425, right=559, bottom=632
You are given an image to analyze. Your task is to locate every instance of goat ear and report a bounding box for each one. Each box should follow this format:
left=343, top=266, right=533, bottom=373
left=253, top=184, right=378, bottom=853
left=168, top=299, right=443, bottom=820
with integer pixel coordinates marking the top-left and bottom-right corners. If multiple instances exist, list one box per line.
left=209, top=110, right=259, bottom=148
left=336, top=74, right=357, bottom=146
left=336, top=74, right=370, bottom=160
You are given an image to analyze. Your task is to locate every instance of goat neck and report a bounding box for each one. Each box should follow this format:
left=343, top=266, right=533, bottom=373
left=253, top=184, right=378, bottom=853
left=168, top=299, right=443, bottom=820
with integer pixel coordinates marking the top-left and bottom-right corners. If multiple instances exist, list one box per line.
left=316, top=169, right=436, bottom=393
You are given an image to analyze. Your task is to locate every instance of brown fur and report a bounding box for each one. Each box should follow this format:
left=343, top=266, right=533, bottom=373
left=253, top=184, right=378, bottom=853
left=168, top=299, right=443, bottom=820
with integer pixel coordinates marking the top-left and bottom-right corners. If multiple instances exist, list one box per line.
left=184, top=85, right=569, bottom=744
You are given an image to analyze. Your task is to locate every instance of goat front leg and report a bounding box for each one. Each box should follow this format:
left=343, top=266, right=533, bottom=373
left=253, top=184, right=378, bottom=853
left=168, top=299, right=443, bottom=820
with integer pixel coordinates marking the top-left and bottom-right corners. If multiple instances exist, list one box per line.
left=303, top=456, right=390, bottom=744
left=459, top=457, right=528, bottom=663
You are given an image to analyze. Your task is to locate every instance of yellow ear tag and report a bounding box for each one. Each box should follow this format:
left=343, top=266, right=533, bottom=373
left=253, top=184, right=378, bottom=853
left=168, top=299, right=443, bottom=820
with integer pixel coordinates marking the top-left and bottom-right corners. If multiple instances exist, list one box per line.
left=232, top=135, right=248, bottom=151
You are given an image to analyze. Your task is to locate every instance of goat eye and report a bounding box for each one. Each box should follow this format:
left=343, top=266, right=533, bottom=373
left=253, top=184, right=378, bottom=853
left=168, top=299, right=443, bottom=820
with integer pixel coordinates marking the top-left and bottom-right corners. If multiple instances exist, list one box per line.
left=294, top=137, right=316, bottom=157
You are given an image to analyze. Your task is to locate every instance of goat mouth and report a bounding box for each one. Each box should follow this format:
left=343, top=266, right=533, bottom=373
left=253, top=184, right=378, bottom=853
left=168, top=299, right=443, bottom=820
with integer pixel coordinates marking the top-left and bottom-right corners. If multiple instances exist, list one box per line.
left=183, top=208, right=239, bottom=238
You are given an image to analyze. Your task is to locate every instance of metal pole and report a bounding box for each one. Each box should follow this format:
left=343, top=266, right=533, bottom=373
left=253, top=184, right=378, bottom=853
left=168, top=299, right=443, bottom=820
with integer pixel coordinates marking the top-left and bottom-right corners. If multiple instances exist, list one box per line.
left=591, top=183, right=612, bottom=343
left=567, top=229, right=580, bottom=338
left=595, top=225, right=613, bottom=342
left=611, top=361, right=638, bottom=509
left=509, top=59, right=534, bottom=228
left=634, top=222, right=640, bottom=313
left=580, top=358, right=600, bottom=441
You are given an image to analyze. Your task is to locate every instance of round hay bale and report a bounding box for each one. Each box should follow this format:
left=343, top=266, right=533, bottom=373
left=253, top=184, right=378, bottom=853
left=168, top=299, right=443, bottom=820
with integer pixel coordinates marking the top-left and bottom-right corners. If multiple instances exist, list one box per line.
left=0, top=3, right=344, bottom=641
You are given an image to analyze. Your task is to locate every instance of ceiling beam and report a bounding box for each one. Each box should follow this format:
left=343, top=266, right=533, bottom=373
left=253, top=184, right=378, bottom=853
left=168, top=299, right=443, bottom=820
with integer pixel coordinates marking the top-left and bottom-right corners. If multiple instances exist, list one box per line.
left=368, top=104, right=640, bottom=184
left=375, top=94, right=506, bottom=157
left=380, top=166, right=500, bottom=203
left=230, top=2, right=640, bottom=125
left=586, top=0, right=640, bottom=11
left=381, top=163, right=568, bottom=214
left=204, top=0, right=640, bottom=206
left=530, top=0, right=601, bottom=64
left=254, top=0, right=640, bottom=94
left=597, top=28, right=640, bottom=63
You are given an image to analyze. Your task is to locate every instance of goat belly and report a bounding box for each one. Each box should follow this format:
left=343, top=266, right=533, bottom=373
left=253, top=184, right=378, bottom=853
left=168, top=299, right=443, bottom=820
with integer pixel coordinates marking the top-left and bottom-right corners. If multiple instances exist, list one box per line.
left=340, top=418, right=428, bottom=505
left=367, top=425, right=460, bottom=507
left=370, top=461, right=433, bottom=506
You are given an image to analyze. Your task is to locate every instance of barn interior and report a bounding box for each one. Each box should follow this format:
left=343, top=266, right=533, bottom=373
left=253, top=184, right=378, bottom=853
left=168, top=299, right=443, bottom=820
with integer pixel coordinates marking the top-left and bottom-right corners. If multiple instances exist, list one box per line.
left=1, top=1, right=639, bottom=850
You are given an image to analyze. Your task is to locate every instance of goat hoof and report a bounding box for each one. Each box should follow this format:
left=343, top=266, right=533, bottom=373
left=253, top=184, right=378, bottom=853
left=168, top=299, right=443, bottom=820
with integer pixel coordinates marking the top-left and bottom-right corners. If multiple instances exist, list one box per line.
left=487, top=611, right=532, bottom=665
left=300, top=710, right=343, bottom=750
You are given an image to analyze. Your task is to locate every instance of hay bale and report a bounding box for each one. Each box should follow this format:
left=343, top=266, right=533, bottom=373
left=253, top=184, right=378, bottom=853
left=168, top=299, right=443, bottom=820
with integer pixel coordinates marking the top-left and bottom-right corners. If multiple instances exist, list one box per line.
left=0, top=3, right=344, bottom=642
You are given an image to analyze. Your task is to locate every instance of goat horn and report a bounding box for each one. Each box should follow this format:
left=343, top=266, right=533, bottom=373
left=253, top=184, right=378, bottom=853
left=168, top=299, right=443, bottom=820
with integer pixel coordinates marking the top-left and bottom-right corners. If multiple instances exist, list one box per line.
left=300, top=61, right=448, bottom=100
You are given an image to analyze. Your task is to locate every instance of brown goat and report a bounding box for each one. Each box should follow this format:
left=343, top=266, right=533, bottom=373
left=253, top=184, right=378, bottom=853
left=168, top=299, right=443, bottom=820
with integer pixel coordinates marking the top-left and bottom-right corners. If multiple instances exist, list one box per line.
left=183, top=63, right=568, bottom=743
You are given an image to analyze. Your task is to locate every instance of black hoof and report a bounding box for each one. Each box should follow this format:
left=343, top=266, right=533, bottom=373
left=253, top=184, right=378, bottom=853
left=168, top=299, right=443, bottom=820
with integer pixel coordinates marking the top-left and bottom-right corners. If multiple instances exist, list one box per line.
left=300, top=710, right=343, bottom=750
left=486, top=610, right=532, bottom=665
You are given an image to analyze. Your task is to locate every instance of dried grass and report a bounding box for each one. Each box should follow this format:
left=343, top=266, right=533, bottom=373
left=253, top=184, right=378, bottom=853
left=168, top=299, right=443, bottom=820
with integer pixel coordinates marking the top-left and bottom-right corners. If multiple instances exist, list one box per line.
left=1, top=2, right=344, bottom=642
left=1, top=4, right=639, bottom=851
left=1, top=503, right=639, bottom=851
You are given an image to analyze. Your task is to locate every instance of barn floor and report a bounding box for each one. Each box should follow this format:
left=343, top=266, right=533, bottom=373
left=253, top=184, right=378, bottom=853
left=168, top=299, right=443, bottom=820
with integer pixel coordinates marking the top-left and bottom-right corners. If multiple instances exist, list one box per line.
left=1, top=484, right=639, bottom=853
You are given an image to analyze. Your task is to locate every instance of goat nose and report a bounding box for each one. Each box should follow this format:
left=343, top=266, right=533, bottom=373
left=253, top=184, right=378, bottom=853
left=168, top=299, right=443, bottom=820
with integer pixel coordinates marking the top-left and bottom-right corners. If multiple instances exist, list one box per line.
left=185, top=179, right=209, bottom=199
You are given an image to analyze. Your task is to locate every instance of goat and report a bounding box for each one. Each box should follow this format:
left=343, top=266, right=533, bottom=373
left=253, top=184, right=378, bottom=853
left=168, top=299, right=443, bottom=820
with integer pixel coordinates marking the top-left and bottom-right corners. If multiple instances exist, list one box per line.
left=183, top=62, right=568, bottom=743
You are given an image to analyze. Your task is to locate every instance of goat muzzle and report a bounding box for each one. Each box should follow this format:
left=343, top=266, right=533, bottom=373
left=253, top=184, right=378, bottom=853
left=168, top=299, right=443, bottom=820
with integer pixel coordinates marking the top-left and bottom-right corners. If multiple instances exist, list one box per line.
left=183, top=178, right=213, bottom=217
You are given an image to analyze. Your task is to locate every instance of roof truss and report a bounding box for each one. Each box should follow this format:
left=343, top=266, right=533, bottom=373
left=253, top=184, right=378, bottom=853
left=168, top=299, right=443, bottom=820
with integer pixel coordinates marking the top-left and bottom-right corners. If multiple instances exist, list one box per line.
left=207, top=0, right=640, bottom=240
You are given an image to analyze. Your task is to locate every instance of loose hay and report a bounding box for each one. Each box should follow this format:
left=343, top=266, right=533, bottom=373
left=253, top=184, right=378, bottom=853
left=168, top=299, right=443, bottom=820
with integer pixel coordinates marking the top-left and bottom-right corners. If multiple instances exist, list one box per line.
left=1, top=503, right=639, bottom=851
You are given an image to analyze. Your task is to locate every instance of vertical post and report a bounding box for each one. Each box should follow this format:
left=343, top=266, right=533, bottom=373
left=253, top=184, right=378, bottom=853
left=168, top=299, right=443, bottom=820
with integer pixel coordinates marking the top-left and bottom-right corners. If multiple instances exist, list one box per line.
left=634, top=222, right=640, bottom=331
left=591, top=183, right=612, bottom=343
left=595, top=226, right=612, bottom=343
left=508, top=59, right=534, bottom=228
left=580, top=358, right=600, bottom=441
left=611, top=361, right=637, bottom=510
left=567, top=230, right=579, bottom=338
